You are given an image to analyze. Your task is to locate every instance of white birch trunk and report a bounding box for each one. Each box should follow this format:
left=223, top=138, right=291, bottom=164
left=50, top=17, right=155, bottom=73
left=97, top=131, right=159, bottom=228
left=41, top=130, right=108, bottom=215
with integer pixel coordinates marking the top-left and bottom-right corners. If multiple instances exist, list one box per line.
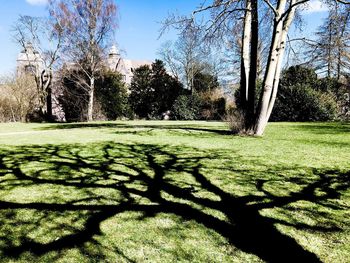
left=254, top=0, right=288, bottom=136
left=87, top=77, right=94, bottom=121
left=266, top=1, right=297, bottom=120
left=242, top=0, right=252, bottom=101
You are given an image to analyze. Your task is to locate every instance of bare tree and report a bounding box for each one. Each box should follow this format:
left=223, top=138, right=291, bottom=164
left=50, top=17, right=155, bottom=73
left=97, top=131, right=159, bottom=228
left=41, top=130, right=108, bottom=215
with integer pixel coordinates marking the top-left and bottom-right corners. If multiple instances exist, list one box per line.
left=13, top=15, right=63, bottom=121
left=307, top=2, right=350, bottom=79
left=49, top=0, right=118, bottom=121
left=159, top=29, right=232, bottom=96
left=158, top=29, right=207, bottom=93
left=164, top=0, right=350, bottom=136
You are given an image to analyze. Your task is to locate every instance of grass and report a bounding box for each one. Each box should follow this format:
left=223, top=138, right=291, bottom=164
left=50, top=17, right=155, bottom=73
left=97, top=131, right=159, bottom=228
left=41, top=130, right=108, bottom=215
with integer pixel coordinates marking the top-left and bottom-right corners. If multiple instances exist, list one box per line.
left=0, top=121, right=349, bottom=262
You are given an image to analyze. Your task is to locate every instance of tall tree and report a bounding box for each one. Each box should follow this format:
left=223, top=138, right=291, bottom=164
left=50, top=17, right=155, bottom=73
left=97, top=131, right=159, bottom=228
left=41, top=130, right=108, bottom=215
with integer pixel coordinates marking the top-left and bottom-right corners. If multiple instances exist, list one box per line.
left=307, top=2, right=350, bottom=79
left=165, top=0, right=350, bottom=135
left=13, top=15, right=63, bottom=121
left=49, top=0, right=118, bottom=121
left=129, top=60, right=183, bottom=119
left=158, top=29, right=206, bottom=93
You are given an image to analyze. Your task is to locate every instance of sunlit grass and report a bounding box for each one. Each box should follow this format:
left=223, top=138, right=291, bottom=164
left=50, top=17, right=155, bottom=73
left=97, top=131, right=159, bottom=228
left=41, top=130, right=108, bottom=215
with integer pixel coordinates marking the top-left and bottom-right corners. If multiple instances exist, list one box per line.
left=0, top=121, right=349, bottom=262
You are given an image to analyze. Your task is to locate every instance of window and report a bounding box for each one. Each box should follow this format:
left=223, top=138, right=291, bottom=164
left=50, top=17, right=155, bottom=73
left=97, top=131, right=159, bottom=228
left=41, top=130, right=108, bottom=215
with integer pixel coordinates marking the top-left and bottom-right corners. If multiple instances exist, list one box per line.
left=24, top=65, right=36, bottom=74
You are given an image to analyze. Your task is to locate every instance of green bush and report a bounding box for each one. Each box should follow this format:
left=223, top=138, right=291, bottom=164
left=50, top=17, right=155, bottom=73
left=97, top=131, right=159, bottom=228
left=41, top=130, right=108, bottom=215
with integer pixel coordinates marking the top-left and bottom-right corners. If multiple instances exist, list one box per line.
left=271, top=84, right=338, bottom=121
left=129, top=60, right=183, bottom=119
left=318, top=77, right=350, bottom=120
left=59, top=69, right=132, bottom=122
left=172, top=94, right=201, bottom=120
left=270, top=66, right=338, bottom=121
left=95, top=71, right=130, bottom=120
left=199, top=90, right=226, bottom=120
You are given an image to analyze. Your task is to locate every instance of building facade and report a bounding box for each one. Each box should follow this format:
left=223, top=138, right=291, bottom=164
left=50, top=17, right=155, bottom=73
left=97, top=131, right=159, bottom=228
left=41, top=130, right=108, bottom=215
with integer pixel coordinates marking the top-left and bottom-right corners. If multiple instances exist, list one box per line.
left=16, top=42, right=44, bottom=76
left=16, top=44, right=152, bottom=121
left=106, top=45, right=152, bottom=85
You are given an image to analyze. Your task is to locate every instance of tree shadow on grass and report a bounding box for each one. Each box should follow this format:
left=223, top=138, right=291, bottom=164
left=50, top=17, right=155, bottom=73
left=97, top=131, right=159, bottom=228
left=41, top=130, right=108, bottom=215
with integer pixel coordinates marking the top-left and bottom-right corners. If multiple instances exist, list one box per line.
left=293, top=122, right=350, bottom=135
left=0, top=142, right=349, bottom=262
left=37, top=122, right=233, bottom=136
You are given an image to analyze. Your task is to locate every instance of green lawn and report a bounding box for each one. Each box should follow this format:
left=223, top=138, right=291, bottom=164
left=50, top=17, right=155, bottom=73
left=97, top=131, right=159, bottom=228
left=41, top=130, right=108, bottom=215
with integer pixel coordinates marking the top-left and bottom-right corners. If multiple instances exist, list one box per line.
left=0, top=121, right=349, bottom=262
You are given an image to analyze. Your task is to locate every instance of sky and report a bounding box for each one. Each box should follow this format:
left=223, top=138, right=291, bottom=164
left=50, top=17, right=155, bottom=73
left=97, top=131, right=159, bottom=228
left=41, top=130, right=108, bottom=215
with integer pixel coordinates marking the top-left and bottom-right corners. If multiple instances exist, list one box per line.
left=0, top=0, right=330, bottom=75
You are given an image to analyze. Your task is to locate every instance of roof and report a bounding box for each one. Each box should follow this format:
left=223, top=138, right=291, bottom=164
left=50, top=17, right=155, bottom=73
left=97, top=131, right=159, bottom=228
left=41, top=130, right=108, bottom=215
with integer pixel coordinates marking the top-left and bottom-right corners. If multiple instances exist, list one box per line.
left=123, top=59, right=152, bottom=73
left=17, top=42, right=43, bottom=63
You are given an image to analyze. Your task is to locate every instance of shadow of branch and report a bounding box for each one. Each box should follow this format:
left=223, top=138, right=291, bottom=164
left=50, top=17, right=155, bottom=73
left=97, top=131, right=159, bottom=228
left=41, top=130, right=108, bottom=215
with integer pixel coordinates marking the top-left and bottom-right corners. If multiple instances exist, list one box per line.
left=0, top=142, right=348, bottom=262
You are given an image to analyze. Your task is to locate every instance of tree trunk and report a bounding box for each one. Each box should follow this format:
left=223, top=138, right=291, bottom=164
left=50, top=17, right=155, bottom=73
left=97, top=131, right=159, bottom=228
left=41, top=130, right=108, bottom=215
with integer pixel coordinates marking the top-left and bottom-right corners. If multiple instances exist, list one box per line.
left=46, top=86, right=52, bottom=121
left=42, top=69, right=53, bottom=121
left=266, top=5, right=296, bottom=121
left=254, top=0, right=297, bottom=136
left=35, top=73, right=47, bottom=119
left=254, top=18, right=285, bottom=134
left=246, top=0, right=258, bottom=132
left=240, top=0, right=252, bottom=112
left=87, top=77, right=95, bottom=121
left=327, top=19, right=333, bottom=78
left=240, top=0, right=260, bottom=134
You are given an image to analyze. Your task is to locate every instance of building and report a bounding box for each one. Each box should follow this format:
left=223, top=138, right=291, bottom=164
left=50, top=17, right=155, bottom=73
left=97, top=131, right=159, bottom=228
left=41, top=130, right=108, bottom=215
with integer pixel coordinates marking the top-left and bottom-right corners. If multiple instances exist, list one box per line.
left=106, top=45, right=152, bottom=85
left=16, top=43, right=152, bottom=120
left=16, top=42, right=44, bottom=76
left=17, top=43, right=152, bottom=85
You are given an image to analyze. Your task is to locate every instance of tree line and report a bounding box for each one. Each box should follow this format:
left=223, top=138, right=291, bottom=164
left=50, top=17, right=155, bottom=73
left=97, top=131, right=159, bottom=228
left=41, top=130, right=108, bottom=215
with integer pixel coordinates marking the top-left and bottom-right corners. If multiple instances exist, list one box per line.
left=58, top=59, right=227, bottom=122
left=0, top=0, right=349, bottom=136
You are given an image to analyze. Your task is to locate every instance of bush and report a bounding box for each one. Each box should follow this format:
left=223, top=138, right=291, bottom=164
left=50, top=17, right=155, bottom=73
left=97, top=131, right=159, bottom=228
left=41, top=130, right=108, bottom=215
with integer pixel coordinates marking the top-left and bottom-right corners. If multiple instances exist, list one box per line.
left=95, top=71, right=130, bottom=120
left=129, top=60, right=183, bottom=119
left=270, top=66, right=338, bottom=121
left=172, top=94, right=201, bottom=120
left=59, top=69, right=131, bottom=122
left=318, top=77, right=350, bottom=120
left=271, top=84, right=338, bottom=121
left=199, top=89, right=226, bottom=120
left=0, top=75, right=38, bottom=122
left=58, top=69, right=89, bottom=122
left=225, top=109, right=245, bottom=134
left=172, top=89, right=227, bottom=121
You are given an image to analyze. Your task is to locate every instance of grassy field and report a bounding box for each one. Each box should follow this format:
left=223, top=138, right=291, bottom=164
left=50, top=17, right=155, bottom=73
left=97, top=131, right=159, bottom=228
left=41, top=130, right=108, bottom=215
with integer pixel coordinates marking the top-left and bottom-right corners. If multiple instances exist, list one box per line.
left=0, top=121, right=349, bottom=262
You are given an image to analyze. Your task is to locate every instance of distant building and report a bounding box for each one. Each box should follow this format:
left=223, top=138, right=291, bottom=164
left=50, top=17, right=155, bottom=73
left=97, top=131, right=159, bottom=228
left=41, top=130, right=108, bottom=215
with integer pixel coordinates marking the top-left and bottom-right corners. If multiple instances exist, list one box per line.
left=16, top=42, right=44, bottom=76
left=16, top=43, right=152, bottom=121
left=106, top=45, right=152, bottom=85
left=17, top=43, right=151, bottom=85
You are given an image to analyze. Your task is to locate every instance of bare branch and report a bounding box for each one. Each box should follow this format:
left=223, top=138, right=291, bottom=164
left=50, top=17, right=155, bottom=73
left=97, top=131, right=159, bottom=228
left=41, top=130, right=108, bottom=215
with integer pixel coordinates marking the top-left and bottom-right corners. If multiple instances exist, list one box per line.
left=262, top=0, right=277, bottom=15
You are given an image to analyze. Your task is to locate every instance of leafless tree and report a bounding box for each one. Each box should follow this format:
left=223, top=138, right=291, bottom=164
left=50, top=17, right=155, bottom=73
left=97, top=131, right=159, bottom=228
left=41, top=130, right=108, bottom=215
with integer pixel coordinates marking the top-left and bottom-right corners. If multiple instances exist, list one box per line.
left=164, top=0, right=350, bottom=136
left=158, top=29, right=208, bottom=93
left=49, top=0, right=118, bottom=121
left=13, top=15, right=63, bottom=121
left=306, top=2, right=350, bottom=79
left=159, top=29, right=234, bottom=96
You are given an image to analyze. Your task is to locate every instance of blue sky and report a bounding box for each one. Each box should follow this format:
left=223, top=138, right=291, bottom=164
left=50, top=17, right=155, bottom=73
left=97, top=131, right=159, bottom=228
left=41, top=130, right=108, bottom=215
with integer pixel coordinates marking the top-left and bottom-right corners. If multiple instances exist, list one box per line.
left=0, top=0, right=329, bottom=75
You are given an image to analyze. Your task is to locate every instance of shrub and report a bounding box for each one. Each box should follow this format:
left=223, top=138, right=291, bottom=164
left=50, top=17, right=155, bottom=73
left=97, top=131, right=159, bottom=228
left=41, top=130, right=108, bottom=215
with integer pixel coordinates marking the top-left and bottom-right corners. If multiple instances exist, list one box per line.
left=95, top=71, right=130, bottom=120
left=271, top=84, right=338, bottom=121
left=270, top=66, right=338, bottom=121
left=225, top=109, right=245, bottom=134
left=128, top=65, right=153, bottom=119
left=59, top=69, right=131, bottom=122
left=172, top=94, right=201, bottom=120
left=199, top=89, right=226, bottom=120
left=0, top=75, right=37, bottom=122
left=129, top=60, right=183, bottom=119
left=58, top=69, right=89, bottom=122
left=318, top=77, right=350, bottom=120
